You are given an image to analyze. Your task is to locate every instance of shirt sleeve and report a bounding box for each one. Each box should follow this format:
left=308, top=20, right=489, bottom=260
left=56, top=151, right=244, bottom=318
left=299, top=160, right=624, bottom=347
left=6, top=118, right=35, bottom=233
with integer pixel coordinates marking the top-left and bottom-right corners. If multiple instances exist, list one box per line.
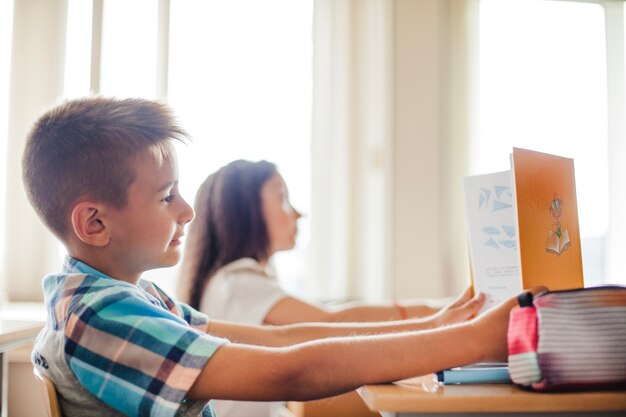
left=144, top=280, right=212, bottom=332
left=222, top=272, right=288, bottom=325
left=64, top=285, right=228, bottom=417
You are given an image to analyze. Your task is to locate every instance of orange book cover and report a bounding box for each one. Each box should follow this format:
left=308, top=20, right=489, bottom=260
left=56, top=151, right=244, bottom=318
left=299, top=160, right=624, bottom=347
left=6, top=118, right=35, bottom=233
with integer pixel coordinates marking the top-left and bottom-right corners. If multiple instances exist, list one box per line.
left=512, top=148, right=584, bottom=290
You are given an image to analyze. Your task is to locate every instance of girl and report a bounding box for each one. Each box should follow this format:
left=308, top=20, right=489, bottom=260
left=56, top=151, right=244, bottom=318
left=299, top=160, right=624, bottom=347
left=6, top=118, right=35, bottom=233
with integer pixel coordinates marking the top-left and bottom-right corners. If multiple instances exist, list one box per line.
left=179, top=159, right=478, bottom=417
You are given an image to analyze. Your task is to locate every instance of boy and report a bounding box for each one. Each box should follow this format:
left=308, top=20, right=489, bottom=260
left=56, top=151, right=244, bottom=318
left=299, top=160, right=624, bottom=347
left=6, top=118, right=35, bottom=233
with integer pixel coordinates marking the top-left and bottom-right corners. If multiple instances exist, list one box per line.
left=25, top=97, right=537, bottom=417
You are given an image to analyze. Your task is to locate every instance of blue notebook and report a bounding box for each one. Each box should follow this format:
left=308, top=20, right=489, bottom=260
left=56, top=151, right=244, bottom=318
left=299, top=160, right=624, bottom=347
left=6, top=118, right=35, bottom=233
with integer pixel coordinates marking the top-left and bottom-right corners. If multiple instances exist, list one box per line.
left=436, top=363, right=511, bottom=385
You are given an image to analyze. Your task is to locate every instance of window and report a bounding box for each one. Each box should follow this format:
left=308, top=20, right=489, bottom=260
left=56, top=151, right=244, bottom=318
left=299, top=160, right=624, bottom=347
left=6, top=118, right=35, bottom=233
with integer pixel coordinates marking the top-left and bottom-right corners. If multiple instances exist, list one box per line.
left=64, top=0, right=92, bottom=98
left=101, top=0, right=159, bottom=98
left=477, top=0, right=625, bottom=285
left=0, top=0, right=14, bottom=271
left=63, top=0, right=313, bottom=295
left=167, top=0, right=313, bottom=295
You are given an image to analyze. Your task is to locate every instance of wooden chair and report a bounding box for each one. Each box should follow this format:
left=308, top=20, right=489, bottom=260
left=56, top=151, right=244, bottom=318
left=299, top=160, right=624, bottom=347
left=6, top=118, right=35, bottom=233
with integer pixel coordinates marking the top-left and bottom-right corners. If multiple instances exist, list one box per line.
left=32, top=367, right=62, bottom=417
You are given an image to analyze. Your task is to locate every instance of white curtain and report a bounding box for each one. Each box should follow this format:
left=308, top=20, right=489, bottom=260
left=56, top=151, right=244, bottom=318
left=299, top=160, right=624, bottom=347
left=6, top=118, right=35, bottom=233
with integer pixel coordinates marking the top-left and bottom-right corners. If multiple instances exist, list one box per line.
left=604, top=0, right=626, bottom=284
left=2, top=0, right=68, bottom=302
left=310, top=0, right=477, bottom=301
left=310, top=0, right=394, bottom=302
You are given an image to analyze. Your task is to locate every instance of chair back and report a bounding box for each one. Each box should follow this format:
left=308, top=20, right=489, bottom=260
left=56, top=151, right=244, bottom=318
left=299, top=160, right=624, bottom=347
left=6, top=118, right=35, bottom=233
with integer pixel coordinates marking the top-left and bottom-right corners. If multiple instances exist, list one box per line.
left=33, top=367, right=63, bottom=417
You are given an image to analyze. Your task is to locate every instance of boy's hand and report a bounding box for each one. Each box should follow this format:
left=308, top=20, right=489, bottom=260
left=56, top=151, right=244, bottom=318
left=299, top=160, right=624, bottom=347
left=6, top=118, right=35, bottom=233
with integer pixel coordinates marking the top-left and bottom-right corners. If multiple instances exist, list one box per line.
left=427, top=286, right=485, bottom=327
left=474, top=286, right=548, bottom=362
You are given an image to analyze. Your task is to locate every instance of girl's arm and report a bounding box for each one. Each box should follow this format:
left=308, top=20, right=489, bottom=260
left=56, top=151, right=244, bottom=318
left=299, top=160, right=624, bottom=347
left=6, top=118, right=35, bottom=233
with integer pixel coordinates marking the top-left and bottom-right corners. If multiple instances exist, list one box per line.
left=207, top=290, right=484, bottom=346
left=264, top=286, right=472, bottom=325
left=188, top=288, right=530, bottom=402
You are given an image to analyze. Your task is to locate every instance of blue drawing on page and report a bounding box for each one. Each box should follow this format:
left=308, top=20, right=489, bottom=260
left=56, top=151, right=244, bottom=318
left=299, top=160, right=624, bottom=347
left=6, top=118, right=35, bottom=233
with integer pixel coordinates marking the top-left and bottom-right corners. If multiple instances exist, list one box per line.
left=499, top=240, right=516, bottom=248
left=482, top=226, right=501, bottom=235
left=479, top=188, right=491, bottom=209
left=494, top=185, right=510, bottom=199
left=502, top=225, right=516, bottom=238
left=485, top=238, right=499, bottom=249
left=479, top=184, right=516, bottom=251
left=493, top=201, right=512, bottom=211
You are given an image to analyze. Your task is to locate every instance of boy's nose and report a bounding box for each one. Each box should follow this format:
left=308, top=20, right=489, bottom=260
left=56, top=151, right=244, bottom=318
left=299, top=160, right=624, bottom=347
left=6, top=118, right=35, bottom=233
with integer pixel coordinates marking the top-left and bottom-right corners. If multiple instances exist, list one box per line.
left=180, top=198, right=195, bottom=224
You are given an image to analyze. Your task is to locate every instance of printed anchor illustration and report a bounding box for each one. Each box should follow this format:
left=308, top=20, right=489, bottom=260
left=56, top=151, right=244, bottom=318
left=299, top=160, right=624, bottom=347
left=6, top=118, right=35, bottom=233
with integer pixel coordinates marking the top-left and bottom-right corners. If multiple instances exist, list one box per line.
left=479, top=185, right=516, bottom=250
left=545, top=194, right=570, bottom=255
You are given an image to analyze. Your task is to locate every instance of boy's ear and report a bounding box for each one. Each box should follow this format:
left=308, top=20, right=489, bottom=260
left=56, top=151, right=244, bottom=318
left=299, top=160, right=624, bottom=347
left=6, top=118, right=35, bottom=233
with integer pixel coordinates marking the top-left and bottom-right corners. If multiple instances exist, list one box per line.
left=70, top=201, right=110, bottom=247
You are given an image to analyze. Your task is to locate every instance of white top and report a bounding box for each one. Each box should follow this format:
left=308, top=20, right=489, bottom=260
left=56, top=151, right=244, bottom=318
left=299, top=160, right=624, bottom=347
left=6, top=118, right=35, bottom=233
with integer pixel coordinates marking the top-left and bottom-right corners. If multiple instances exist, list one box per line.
left=200, top=258, right=288, bottom=417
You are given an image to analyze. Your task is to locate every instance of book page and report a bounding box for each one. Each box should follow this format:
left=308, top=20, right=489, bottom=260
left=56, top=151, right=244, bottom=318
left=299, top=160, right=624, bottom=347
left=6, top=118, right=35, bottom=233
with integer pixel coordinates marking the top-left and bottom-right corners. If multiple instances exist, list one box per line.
left=511, top=148, right=584, bottom=290
left=463, top=171, right=523, bottom=313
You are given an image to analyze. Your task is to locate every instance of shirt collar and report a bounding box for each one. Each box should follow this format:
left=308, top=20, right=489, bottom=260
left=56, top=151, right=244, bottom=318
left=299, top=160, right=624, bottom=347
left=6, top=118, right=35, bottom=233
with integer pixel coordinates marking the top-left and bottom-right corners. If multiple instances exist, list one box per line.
left=220, top=257, right=276, bottom=278
left=63, top=256, right=118, bottom=282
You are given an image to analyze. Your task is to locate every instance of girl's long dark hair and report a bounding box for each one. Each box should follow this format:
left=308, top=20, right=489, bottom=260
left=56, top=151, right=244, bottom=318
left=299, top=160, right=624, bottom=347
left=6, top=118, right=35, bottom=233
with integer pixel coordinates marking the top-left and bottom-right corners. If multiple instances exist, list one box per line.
left=178, top=159, right=277, bottom=309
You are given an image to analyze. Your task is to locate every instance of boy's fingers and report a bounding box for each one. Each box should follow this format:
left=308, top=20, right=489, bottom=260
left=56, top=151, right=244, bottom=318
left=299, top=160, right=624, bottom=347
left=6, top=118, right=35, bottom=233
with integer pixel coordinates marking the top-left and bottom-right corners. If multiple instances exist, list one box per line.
left=505, top=286, right=549, bottom=309
left=528, top=286, right=549, bottom=295
left=498, top=286, right=549, bottom=311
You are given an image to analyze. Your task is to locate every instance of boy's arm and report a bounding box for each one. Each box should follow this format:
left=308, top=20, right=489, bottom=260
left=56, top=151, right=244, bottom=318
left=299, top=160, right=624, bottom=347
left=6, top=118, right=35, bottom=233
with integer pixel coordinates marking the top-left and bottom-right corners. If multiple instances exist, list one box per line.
left=191, top=323, right=484, bottom=402
left=189, top=292, right=508, bottom=402
left=209, top=290, right=485, bottom=346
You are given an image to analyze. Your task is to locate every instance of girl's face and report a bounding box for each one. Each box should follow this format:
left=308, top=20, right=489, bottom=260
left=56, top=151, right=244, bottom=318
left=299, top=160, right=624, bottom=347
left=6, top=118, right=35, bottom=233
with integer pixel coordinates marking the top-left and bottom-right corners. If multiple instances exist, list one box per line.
left=261, top=173, right=301, bottom=255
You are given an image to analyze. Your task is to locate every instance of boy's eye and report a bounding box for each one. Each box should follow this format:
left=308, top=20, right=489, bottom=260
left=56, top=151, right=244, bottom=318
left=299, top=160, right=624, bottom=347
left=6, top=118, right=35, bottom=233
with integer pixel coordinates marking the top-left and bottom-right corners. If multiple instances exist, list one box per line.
left=163, top=194, right=176, bottom=203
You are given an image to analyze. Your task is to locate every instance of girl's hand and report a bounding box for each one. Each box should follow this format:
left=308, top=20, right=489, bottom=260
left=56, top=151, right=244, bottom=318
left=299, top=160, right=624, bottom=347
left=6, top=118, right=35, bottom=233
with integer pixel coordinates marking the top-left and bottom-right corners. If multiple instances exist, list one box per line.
left=427, top=286, right=485, bottom=327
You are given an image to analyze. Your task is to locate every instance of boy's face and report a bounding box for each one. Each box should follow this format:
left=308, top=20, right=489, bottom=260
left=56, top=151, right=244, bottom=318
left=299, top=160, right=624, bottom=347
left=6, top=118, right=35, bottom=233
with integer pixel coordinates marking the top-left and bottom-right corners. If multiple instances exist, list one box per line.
left=106, top=143, right=194, bottom=277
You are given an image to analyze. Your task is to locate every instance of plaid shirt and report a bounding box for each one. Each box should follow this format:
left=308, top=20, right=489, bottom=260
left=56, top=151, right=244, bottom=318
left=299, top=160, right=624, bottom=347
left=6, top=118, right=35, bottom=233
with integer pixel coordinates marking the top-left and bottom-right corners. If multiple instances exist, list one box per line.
left=32, top=257, right=228, bottom=417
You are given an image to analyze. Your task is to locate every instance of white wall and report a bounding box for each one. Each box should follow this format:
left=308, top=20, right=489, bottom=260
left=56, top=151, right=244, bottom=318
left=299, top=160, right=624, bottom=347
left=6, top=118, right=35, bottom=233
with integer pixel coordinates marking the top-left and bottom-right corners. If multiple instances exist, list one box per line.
left=391, top=0, right=474, bottom=298
left=3, top=0, right=68, bottom=302
left=392, top=0, right=445, bottom=298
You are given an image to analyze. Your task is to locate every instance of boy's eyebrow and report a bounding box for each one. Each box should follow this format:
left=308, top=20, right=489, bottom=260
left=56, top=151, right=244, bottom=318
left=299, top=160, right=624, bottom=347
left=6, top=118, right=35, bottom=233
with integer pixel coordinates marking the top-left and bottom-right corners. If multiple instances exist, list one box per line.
left=157, top=180, right=178, bottom=193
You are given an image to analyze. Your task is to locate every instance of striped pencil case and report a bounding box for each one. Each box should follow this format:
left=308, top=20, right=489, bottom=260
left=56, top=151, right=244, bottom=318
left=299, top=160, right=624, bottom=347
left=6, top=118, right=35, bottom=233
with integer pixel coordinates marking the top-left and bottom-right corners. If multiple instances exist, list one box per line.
left=507, top=286, right=626, bottom=391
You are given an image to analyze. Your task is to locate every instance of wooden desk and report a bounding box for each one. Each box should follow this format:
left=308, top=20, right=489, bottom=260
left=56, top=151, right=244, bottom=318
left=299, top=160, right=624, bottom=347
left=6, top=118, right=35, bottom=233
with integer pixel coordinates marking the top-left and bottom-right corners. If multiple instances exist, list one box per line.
left=287, top=391, right=381, bottom=417
left=358, top=375, right=626, bottom=417
left=0, top=313, right=44, bottom=417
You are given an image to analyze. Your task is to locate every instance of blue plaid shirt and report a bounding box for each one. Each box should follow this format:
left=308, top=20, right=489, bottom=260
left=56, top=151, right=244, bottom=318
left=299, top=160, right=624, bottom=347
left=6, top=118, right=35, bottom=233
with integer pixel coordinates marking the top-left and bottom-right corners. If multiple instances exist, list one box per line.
left=32, top=257, right=228, bottom=417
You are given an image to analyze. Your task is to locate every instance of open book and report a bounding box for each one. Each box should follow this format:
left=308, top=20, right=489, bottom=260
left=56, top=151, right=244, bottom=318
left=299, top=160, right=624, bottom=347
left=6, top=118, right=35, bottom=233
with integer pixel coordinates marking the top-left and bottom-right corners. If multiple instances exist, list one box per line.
left=545, top=220, right=571, bottom=255
left=463, top=148, right=584, bottom=314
